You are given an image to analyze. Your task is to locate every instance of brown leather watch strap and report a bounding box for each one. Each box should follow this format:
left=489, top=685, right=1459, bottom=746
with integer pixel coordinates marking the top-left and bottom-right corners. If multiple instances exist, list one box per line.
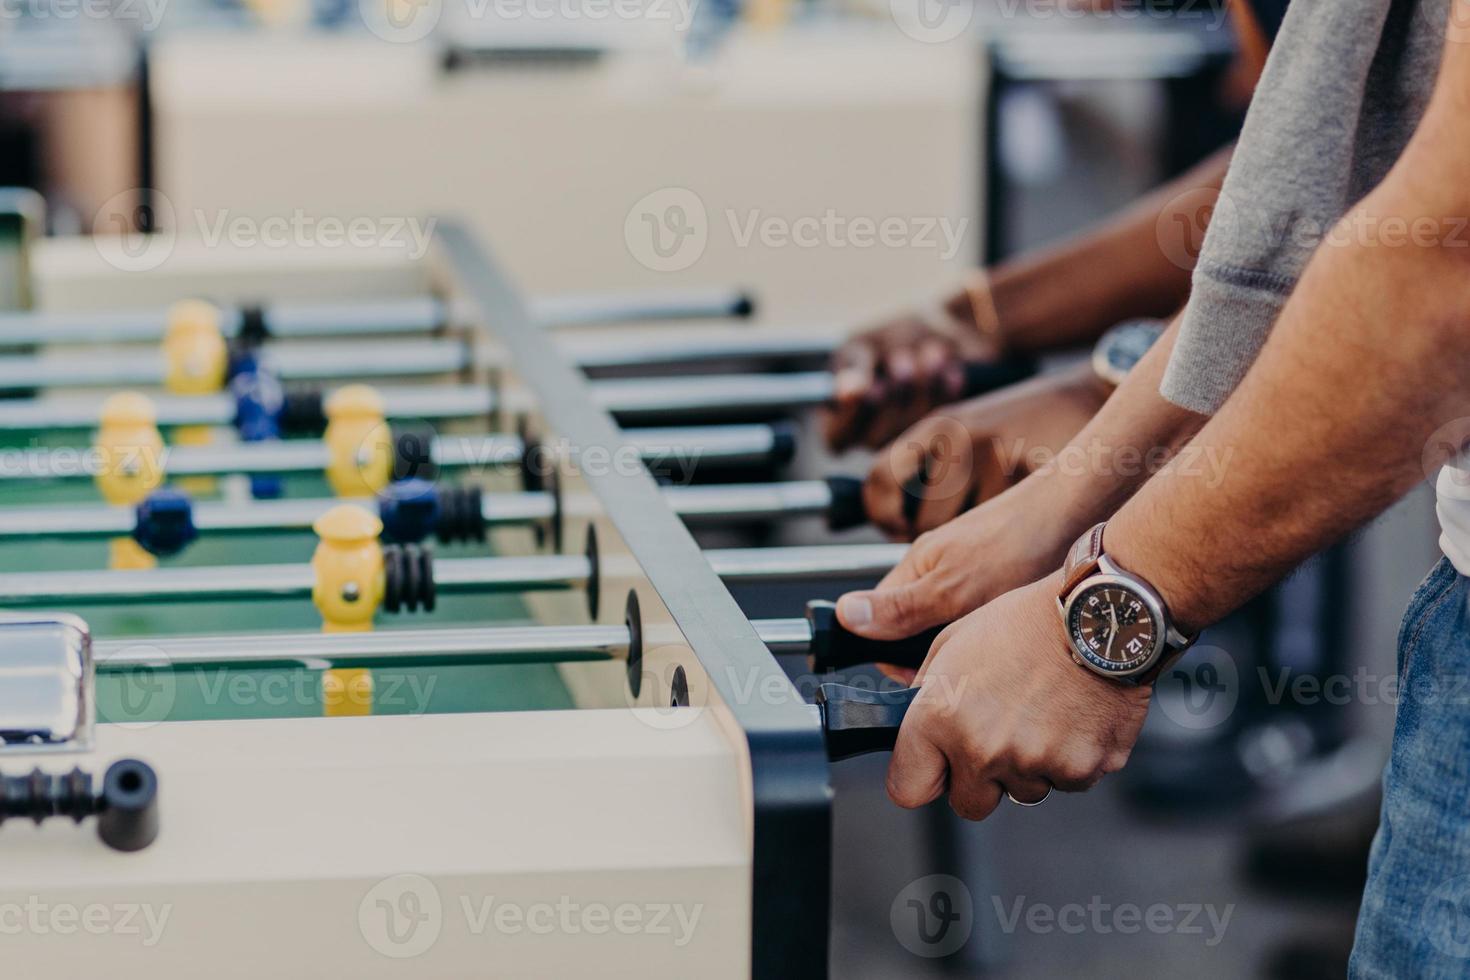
left=1060, top=522, right=1107, bottom=598
left=1058, top=521, right=1197, bottom=687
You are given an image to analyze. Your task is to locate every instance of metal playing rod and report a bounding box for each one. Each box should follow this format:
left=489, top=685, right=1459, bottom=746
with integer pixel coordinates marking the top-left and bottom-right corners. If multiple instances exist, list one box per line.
left=586, top=360, right=1037, bottom=421
left=92, top=618, right=814, bottom=669
left=0, top=340, right=471, bottom=389
left=0, top=384, right=495, bottom=432
left=559, top=326, right=840, bottom=371
left=0, top=480, right=851, bottom=540
left=661, top=480, right=843, bottom=524
left=94, top=335, right=840, bottom=407
left=592, top=372, right=836, bottom=419
left=528, top=288, right=754, bottom=327
left=579, top=361, right=1036, bottom=420
left=94, top=624, right=638, bottom=668
left=0, top=298, right=444, bottom=346
left=0, top=288, right=754, bottom=346
left=709, top=544, right=903, bottom=582
left=85, top=616, right=920, bottom=759
left=0, top=424, right=791, bottom=482
left=0, top=355, right=1031, bottom=435
left=452, top=425, right=805, bottom=476
left=0, top=543, right=906, bottom=606
left=623, top=424, right=794, bottom=469
left=0, top=328, right=844, bottom=393
left=0, top=370, right=836, bottom=432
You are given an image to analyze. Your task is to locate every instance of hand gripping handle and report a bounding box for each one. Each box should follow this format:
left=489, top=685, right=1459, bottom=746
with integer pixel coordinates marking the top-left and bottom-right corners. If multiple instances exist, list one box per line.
left=818, top=684, right=921, bottom=761
left=805, top=600, right=943, bottom=674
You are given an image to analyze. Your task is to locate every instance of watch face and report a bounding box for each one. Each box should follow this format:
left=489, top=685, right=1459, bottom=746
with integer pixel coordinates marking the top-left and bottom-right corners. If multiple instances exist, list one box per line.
left=1110, top=323, right=1163, bottom=367
left=1105, top=343, right=1140, bottom=376
left=1094, top=320, right=1167, bottom=387
left=1067, top=582, right=1160, bottom=674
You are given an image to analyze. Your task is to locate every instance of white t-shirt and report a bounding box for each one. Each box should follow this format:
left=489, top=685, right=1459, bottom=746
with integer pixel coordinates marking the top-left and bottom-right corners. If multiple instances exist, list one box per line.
left=1436, top=462, right=1470, bottom=577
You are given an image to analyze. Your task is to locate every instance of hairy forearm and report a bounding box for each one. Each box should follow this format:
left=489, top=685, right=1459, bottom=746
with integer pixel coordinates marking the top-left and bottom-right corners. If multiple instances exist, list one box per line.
left=1107, top=179, right=1470, bottom=633
left=981, top=146, right=1233, bottom=354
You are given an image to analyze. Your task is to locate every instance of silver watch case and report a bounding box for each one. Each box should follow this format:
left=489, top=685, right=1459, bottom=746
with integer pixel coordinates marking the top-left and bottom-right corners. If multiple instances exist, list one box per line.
left=1057, top=555, right=1192, bottom=681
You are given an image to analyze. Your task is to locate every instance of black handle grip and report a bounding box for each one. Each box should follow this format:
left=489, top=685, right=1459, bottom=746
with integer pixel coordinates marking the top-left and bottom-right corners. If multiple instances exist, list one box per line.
left=888, top=358, right=1033, bottom=528
left=96, top=760, right=160, bottom=852
left=726, top=291, right=756, bottom=319
left=393, top=425, right=439, bottom=483
left=818, top=684, right=920, bottom=760
left=823, top=476, right=867, bottom=531
left=805, top=600, right=943, bottom=673
left=767, top=422, right=798, bottom=467
left=0, top=758, right=160, bottom=852
left=900, top=457, right=928, bottom=527
left=960, top=356, right=1036, bottom=398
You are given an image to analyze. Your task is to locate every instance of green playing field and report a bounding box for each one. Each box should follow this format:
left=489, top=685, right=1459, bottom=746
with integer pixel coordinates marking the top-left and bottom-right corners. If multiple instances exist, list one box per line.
left=3, top=460, right=584, bottom=723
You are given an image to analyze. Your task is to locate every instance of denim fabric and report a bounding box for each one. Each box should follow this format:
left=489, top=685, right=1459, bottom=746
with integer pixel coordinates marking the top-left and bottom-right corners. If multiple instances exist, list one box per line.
left=1351, top=557, right=1470, bottom=977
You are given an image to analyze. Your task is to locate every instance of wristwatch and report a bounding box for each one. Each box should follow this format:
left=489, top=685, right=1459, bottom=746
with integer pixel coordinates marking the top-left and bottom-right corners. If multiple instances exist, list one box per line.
left=1057, top=523, right=1195, bottom=685
left=1091, top=319, right=1166, bottom=388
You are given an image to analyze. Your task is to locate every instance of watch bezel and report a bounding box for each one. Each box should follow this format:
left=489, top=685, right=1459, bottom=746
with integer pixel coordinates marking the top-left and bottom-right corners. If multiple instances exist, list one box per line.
left=1090, top=343, right=1130, bottom=389
left=1059, top=562, right=1168, bottom=679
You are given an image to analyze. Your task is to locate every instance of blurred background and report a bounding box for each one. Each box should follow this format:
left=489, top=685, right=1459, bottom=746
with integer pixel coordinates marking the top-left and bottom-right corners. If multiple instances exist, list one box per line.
left=0, top=0, right=1440, bottom=976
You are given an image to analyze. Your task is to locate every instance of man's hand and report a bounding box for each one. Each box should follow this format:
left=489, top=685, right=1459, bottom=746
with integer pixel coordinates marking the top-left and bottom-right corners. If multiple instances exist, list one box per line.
left=837, top=318, right=1202, bottom=644
left=822, top=144, right=1228, bottom=454
left=864, top=365, right=1108, bottom=539
left=824, top=304, right=999, bottom=453
left=836, top=479, right=1077, bottom=641
left=888, top=575, right=1151, bottom=819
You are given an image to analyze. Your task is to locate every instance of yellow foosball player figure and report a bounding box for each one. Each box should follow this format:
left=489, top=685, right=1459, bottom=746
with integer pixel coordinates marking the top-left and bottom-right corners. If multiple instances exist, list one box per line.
left=311, top=504, right=387, bottom=716
left=94, top=392, right=166, bottom=570
left=163, top=300, right=229, bottom=495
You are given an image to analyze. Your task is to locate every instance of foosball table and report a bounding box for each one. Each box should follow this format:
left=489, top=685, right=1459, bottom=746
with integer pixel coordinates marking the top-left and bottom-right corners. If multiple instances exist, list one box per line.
left=0, top=220, right=1018, bottom=978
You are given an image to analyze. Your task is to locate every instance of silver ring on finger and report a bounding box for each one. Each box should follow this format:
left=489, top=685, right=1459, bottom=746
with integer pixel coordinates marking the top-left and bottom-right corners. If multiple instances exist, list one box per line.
left=1005, top=786, right=1051, bottom=807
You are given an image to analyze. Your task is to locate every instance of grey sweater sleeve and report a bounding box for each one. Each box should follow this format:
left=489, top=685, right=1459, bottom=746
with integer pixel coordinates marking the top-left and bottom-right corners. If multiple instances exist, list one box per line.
left=1161, top=263, right=1292, bottom=415
left=1158, top=0, right=1441, bottom=415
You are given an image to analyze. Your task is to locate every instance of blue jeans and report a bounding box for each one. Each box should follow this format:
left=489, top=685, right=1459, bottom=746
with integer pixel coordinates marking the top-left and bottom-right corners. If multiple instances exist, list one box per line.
left=1351, top=557, right=1470, bottom=977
